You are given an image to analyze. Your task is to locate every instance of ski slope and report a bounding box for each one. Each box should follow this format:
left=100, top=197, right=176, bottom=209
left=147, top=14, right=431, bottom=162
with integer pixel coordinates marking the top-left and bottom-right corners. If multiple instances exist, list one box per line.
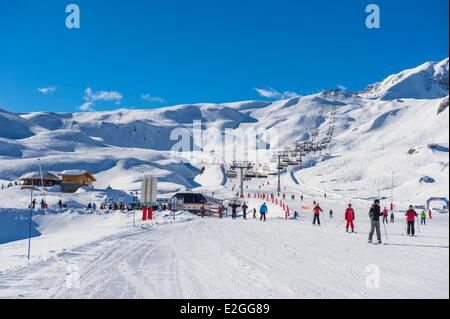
left=0, top=209, right=448, bottom=299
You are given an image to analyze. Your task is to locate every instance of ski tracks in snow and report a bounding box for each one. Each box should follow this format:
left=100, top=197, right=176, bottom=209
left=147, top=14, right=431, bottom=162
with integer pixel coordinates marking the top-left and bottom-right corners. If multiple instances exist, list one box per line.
left=0, top=217, right=448, bottom=299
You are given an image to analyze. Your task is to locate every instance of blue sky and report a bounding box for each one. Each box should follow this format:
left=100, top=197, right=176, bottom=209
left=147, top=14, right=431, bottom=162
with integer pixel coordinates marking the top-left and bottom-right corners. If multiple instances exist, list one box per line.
left=0, top=0, right=448, bottom=113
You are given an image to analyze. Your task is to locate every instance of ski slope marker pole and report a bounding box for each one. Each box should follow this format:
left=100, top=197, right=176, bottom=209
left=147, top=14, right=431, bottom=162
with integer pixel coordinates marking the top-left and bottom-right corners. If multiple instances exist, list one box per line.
left=27, top=186, right=33, bottom=260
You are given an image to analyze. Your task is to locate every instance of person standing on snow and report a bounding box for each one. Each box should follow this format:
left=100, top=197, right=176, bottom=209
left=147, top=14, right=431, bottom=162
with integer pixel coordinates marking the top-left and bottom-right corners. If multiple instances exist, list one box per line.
left=31, top=198, right=37, bottom=209
left=390, top=212, right=395, bottom=223
left=405, top=205, right=419, bottom=236
left=58, top=199, right=63, bottom=210
left=230, top=203, right=238, bottom=220
left=260, top=203, right=268, bottom=222
left=329, top=209, right=334, bottom=219
left=312, top=203, right=323, bottom=226
left=241, top=202, right=248, bottom=220
left=428, top=209, right=433, bottom=220
left=382, top=207, right=389, bottom=224
left=420, top=210, right=427, bottom=225
left=200, top=205, right=206, bottom=218
left=345, top=204, right=355, bottom=233
left=368, top=199, right=383, bottom=244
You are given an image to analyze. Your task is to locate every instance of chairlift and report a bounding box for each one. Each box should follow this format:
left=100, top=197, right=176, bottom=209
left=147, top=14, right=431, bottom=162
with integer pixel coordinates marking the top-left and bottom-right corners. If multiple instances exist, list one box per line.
left=227, top=170, right=238, bottom=179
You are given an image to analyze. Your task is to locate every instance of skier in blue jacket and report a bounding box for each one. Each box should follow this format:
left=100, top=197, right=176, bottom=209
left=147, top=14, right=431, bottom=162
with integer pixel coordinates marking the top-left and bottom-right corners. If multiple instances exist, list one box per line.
left=260, top=203, right=268, bottom=222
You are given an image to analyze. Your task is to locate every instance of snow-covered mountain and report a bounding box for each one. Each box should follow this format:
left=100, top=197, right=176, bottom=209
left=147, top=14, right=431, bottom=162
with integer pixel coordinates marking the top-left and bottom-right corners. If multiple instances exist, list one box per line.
left=363, top=58, right=449, bottom=100
left=0, top=58, right=448, bottom=204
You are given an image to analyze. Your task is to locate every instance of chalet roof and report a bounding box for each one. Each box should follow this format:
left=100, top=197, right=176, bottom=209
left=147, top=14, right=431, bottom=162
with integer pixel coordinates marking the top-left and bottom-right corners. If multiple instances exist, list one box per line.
left=59, top=170, right=97, bottom=181
left=19, top=172, right=61, bottom=181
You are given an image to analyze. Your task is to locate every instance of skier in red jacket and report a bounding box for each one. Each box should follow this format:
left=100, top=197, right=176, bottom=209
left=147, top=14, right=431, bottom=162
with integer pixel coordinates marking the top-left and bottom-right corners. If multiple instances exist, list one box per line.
left=405, top=205, right=419, bottom=236
left=345, top=203, right=355, bottom=233
left=382, top=207, right=389, bottom=224
left=312, top=203, right=323, bottom=226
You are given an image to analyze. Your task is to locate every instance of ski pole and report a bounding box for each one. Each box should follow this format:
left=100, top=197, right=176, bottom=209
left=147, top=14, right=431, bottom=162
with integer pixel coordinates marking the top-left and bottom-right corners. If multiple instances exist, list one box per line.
left=383, top=221, right=389, bottom=241
left=336, top=220, right=345, bottom=228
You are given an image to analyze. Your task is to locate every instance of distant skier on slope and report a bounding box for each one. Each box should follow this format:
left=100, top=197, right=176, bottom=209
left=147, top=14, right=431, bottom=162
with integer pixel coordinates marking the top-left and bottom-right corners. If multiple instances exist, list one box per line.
left=230, top=203, right=238, bottom=219
left=200, top=205, right=206, bottom=218
left=406, top=205, right=419, bottom=236
left=390, top=212, right=395, bottom=223
left=40, top=198, right=46, bottom=209
left=420, top=210, right=427, bottom=225
left=242, top=202, right=248, bottom=220
left=382, top=207, right=389, bottom=224
left=313, top=203, right=323, bottom=226
left=368, top=199, right=383, bottom=244
left=345, top=204, right=355, bottom=233
left=329, top=209, right=334, bottom=220
left=260, top=203, right=268, bottom=222
left=30, top=198, right=37, bottom=209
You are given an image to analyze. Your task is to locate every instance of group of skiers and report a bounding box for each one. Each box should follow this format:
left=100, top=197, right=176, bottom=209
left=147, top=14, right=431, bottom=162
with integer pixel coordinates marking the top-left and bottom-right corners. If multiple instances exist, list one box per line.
left=234, top=192, right=433, bottom=245
left=1, top=182, right=18, bottom=189
left=227, top=201, right=268, bottom=222
left=29, top=198, right=48, bottom=210
left=367, top=200, right=429, bottom=244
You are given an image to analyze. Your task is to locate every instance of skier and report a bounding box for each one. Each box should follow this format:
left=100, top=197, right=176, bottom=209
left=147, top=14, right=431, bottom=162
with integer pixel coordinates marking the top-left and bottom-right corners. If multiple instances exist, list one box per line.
left=31, top=198, right=37, bottom=209
left=420, top=210, right=427, bottom=225
left=368, top=199, right=383, bottom=244
left=87, top=203, right=92, bottom=210
left=329, top=209, right=334, bottom=220
left=405, top=205, right=419, bottom=236
left=312, top=203, right=323, bottom=226
left=242, top=202, right=248, bottom=220
left=230, top=203, right=238, bottom=220
left=428, top=209, right=433, bottom=220
left=301, top=194, right=304, bottom=202
left=390, top=212, right=395, bottom=223
left=382, top=207, right=389, bottom=224
left=200, top=205, right=206, bottom=218
left=259, top=203, right=268, bottom=222
left=58, top=199, right=63, bottom=210
left=40, top=198, right=46, bottom=209
left=93, top=203, right=97, bottom=210
left=218, top=207, right=223, bottom=219
left=345, top=204, right=355, bottom=233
